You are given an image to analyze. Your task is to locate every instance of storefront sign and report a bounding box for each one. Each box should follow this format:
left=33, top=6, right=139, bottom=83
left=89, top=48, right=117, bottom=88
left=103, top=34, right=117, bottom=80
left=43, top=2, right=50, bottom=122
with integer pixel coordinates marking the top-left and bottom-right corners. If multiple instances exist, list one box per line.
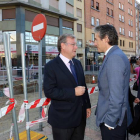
left=26, top=44, right=38, bottom=53
left=46, top=46, right=59, bottom=54
left=0, top=44, right=16, bottom=53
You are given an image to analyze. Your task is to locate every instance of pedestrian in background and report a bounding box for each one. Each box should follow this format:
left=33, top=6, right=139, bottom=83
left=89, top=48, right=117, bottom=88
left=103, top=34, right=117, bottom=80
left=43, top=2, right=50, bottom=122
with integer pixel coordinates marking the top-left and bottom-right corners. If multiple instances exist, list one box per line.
left=130, top=57, right=140, bottom=89
left=43, top=34, right=91, bottom=140
left=94, top=24, right=132, bottom=140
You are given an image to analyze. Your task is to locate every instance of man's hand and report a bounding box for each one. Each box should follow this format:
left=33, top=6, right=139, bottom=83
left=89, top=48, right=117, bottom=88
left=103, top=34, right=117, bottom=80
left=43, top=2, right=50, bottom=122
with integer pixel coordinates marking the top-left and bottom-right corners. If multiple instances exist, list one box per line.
left=134, top=98, right=140, bottom=103
left=75, top=86, right=85, bottom=96
left=86, top=108, right=91, bottom=118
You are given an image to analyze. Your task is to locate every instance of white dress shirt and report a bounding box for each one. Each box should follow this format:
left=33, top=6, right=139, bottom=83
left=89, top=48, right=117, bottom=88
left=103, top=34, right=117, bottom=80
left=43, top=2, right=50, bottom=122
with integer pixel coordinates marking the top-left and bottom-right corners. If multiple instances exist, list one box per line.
left=59, top=53, right=72, bottom=73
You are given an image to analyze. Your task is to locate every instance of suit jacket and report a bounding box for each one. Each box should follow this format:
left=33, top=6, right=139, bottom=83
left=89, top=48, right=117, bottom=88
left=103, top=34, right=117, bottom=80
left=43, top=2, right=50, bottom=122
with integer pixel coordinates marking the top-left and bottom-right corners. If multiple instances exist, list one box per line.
left=96, top=45, right=132, bottom=128
left=43, top=56, right=91, bottom=129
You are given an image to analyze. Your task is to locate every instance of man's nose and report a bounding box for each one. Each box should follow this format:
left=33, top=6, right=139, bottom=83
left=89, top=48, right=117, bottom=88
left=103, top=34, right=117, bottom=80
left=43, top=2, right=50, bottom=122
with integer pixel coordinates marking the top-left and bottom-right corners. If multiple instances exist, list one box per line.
left=75, top=45, right=78, bottom=49
left=94, top=42, right=97, bottom=46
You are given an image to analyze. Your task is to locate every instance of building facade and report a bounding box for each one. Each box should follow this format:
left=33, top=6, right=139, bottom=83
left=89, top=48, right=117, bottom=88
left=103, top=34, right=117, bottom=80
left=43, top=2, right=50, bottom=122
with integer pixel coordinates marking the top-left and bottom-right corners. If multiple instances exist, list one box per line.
left=74, top=0, right=85, bottom=67
left=0, top=0, right=79, bottom=71
left=84, top=0, right=136, bottom=71
left=136, top=0, right=140, bottom=56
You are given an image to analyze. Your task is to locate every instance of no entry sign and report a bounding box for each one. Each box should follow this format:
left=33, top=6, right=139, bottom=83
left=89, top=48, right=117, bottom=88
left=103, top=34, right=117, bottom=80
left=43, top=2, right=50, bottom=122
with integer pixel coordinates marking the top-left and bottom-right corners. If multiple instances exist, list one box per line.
left=31, top=14, right=47, bottom=41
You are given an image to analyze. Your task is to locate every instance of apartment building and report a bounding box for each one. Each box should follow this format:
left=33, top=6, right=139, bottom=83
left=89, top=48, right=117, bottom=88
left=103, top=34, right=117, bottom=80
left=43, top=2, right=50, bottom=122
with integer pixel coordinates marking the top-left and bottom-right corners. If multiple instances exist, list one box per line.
left=0, top=0, right=77, bottom=71
left=74, top=0, right=85, bottom=67
left=136, top=1, right=140, bottom=56
left=85, top=0, right=136, bottom=71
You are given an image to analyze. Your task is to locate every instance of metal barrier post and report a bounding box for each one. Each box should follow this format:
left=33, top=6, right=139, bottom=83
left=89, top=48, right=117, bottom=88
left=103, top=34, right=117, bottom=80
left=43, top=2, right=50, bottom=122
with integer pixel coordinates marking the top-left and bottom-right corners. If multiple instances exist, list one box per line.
left=3, top=33, right=19, bottom=140
left=20, top=33, right=31, bottom=140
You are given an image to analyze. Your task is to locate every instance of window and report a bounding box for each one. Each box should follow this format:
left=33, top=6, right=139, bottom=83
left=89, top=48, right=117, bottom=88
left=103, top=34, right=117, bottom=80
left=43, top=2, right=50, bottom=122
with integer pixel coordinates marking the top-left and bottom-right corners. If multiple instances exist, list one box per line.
left=46, top=15, right=59, bottom=27
left=25, top=32, right=37, bottom=43
left=77, top=39, right=82, bottom=47
left=107, top=7, right=109, bottom=15
left=77, top=8, right=82, bottom=18
left=129, top=42, right=133, bottom=48
left=77, top=23, right=82, bottom=32
left=2, top=9, right=16, bottom=20
left=129, top=19, right=130, bottom=25
left=25, top=10, right=38, bottom=22
left=131, top=10, right=132, bottom=15
left=45, top=35, right=58, bottom=45
left=131, top=20, right=133, bottom=26
left=119, top=3, right=121, bottom=8
left=96, top=19, right=100, bottom=26
left=122, top=4, right=124, bottom=10
left=122, top=28, right=124, bottom=35
left=63, top=20, right=73, bottom=30
left=4, top=31, right=16, bottom=42
left=131, top=32, right=133, bottom=37
left=119, top=27, right=121, bottom=33
left=129, top=31, right=130, bottom=36
left=92, top=33, right=95, bottom=41
left=96, top=2, right=99, bottom=10
left=128, top=8, right=130, bottom=14
left=122, top=16, right=124, bottom=22
left=91, top=17, right=95, bottom=25
left=119, top=14, right=121, bottom=21
left=120, top=40, right=122, bottom=46
left=91, top=0, right=94, bottom=7
left=111, top=10, right=113, bottom=16
left=123, top=40, right=125, bottom=47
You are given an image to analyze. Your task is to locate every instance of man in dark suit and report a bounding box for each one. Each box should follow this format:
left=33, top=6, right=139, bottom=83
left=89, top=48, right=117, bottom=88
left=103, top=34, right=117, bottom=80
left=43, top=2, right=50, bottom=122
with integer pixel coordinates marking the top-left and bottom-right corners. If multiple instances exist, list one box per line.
left=43, top=34, right=91, bottom=140
left=94, top=25, right=132, bottom=140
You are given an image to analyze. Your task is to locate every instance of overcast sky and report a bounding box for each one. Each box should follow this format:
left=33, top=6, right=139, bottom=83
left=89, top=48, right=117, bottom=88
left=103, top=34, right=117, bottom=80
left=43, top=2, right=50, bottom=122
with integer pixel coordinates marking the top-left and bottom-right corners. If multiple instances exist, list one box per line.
left=137, top=0, right=140, bottom=3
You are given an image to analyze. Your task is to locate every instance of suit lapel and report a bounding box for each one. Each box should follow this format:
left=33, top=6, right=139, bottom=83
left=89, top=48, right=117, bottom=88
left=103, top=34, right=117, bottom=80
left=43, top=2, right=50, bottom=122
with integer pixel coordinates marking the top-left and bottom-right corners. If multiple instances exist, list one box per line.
left=56, top=56, right=77, bottom=86
left=98, top=45, right=118, bottom=80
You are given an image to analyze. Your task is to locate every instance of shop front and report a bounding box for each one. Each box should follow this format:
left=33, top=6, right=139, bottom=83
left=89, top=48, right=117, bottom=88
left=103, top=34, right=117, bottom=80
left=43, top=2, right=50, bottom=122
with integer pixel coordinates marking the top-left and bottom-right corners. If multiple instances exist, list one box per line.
left=85, top=41, right=104, bottom=73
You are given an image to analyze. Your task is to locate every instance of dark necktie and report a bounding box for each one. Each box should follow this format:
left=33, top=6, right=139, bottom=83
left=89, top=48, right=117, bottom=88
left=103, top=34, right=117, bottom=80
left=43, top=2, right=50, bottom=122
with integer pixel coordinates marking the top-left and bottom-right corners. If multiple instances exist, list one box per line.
left=103, top=55, right=106, bottom=61
left=69, top=60, right=78, bottom=85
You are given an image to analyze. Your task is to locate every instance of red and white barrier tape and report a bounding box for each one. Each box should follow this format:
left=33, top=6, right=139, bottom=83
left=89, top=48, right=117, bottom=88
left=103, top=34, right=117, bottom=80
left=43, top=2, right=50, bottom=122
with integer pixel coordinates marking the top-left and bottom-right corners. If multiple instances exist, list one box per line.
left=0, top=88, right=16, bottom=119
left=88, top=86, right=98, bottom=95
left=1, top=88, right=17, bottom=140
left=18, top=98, right=51, bottom=130
left=26, top=115, right=48, bottom=130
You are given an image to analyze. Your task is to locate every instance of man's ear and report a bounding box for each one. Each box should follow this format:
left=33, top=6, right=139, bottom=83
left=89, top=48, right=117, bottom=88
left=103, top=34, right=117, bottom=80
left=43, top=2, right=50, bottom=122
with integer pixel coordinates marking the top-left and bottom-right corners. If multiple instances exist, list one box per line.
left=61, top=43, right=65, bottom=50
left=105, top=36, right=109, bottom=43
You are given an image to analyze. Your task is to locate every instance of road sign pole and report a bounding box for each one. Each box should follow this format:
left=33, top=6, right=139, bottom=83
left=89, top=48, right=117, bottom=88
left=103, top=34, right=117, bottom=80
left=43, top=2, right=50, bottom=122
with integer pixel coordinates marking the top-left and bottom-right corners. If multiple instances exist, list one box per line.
left=31, top=14, right=47, bottom=131
left=38, top=39, right=43, bottom=131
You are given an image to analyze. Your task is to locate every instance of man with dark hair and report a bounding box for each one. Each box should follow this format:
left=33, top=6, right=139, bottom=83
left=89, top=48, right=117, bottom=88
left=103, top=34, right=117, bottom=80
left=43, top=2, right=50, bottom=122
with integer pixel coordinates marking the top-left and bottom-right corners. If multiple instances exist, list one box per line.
left=94, top=25, right=132, bottom=140
left=43, top=34, right=91, bottom=140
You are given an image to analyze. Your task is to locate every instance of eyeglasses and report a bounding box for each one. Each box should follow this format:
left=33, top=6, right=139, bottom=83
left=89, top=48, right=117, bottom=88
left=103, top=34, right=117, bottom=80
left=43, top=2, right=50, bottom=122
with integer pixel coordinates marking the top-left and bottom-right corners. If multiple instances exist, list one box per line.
left=64, top=43, right=77, bottom=47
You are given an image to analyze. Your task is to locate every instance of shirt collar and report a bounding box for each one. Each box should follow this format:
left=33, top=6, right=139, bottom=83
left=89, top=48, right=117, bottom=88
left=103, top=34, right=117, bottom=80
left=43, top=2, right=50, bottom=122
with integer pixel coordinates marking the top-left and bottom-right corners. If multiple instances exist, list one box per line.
left=105, top=46, right=113, bottom=55
left=59, top=53, right=70, bottom=65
